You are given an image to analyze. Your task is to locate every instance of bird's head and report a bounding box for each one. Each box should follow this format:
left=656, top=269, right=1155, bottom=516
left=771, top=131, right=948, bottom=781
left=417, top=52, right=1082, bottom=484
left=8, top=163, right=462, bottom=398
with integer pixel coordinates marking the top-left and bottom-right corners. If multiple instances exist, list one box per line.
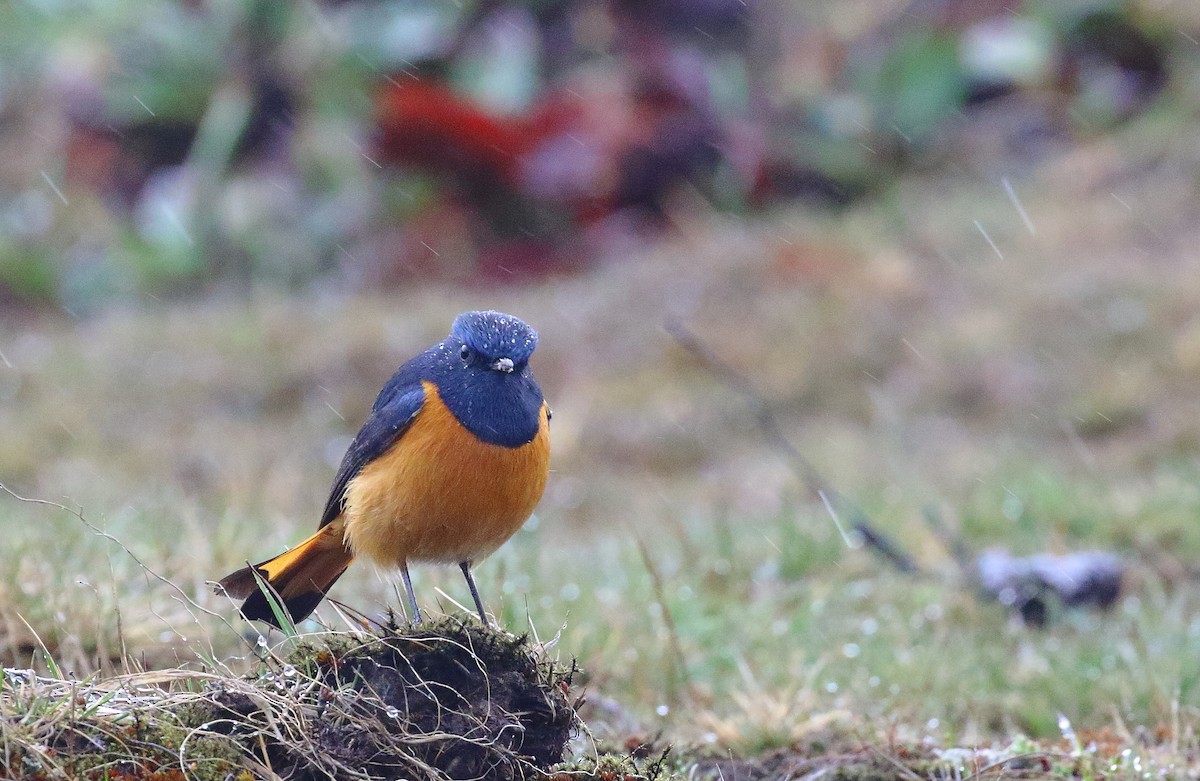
left=450, top=311, right=538, bottom=373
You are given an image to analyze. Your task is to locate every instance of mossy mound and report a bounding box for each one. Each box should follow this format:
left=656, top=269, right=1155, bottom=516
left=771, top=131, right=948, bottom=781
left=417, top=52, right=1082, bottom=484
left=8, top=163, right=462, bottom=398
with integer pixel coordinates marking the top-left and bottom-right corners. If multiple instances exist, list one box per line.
left=1, top=619, right=578, bottom=780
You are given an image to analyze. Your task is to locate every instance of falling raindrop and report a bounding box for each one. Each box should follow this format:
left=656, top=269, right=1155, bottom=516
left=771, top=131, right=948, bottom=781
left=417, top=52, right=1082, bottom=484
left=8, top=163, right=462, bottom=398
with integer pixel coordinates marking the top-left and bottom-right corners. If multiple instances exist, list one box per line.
left=1002, top=177, right=1037, bottom=235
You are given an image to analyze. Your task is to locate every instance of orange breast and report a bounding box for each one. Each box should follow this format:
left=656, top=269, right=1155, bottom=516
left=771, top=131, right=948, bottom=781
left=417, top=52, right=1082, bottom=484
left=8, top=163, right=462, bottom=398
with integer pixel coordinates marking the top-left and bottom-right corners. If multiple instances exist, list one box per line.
left=341, top=380, right=550, bottom=567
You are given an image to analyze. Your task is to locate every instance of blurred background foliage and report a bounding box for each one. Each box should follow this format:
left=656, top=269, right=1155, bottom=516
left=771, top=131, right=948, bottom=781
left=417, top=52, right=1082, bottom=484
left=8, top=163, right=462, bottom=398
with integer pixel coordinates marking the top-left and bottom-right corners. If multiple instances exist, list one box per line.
left=0, top=0, right=1189, bottom=311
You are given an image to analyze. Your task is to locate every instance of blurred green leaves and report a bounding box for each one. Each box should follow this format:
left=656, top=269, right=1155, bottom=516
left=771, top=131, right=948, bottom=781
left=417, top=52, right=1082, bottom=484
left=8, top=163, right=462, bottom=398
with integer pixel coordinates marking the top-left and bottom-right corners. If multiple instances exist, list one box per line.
left=0, top=0, right=1183, bottom=310
left=874, top=31, right=967, bottom=142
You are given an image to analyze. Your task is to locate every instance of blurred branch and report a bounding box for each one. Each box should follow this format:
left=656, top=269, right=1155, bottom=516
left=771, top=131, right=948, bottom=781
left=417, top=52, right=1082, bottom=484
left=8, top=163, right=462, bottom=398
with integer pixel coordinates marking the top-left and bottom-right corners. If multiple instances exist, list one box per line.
left=664, top=320, right=1132, bottom=627
left=921, top=504, right=973, bottom=573
left=664, top=318, right=919, bottom=575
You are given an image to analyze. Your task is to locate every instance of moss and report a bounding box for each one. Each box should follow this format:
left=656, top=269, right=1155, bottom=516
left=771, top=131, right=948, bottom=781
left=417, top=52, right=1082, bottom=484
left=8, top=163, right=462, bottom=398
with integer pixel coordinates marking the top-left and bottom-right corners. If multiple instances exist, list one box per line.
left=0, top=707, right=247, bottom=781
left=549, top=750, right=681, bottom=781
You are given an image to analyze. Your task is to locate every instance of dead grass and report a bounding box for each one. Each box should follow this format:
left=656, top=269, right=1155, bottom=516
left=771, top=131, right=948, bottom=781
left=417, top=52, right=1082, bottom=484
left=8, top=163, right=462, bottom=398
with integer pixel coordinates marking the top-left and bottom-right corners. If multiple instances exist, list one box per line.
left=6, top=649, right=1195, bottom=781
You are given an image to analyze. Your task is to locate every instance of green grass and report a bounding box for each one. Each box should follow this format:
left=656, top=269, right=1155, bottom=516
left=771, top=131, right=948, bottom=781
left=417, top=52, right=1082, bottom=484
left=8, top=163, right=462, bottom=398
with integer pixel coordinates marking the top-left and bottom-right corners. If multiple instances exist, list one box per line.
left=7, top=451, right=1200, bottom=748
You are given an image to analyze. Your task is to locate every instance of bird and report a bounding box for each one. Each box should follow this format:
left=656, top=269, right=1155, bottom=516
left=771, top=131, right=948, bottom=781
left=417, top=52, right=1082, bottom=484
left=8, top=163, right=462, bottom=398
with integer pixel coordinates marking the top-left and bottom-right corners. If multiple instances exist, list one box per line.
left=216, top=310, right=551, bottom=628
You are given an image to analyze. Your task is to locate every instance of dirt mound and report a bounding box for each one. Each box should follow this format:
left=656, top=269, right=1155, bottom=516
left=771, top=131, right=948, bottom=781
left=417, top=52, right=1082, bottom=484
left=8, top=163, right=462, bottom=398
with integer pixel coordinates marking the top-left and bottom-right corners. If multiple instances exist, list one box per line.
left=2, top=619, right=578, bottom=781
left=292, top=619, right=577, bottom=779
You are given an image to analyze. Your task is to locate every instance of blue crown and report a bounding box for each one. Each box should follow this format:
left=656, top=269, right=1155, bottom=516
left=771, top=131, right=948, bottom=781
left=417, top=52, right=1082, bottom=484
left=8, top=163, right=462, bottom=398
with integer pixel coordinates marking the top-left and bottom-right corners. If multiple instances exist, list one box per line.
left=450, top=311, right=538, bottom=364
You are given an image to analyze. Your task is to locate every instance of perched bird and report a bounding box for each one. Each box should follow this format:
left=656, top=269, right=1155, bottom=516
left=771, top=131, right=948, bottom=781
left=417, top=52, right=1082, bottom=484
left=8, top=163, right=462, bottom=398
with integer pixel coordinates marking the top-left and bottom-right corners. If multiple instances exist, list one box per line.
left=217, top=311, right=551, bottom=628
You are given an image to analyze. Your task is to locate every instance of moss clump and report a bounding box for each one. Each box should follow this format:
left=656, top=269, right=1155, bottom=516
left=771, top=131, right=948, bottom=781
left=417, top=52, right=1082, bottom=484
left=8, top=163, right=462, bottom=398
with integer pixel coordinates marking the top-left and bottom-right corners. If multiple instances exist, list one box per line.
left=0, top=704, right=249, bottom=781
left=549, top=749, right=682, bottom=780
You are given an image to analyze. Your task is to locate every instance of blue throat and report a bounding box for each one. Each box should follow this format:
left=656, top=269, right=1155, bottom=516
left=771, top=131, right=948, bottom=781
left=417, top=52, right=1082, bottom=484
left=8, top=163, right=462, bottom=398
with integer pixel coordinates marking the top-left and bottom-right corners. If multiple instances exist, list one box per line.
left=436, top=365, right=543, bottom=447
left=420, top=341, right=544, bottom=448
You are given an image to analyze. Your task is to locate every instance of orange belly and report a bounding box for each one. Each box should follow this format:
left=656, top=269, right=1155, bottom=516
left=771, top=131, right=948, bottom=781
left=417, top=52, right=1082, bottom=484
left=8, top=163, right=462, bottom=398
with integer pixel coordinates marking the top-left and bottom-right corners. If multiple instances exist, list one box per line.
left=341, top=380, right=550, bottom=566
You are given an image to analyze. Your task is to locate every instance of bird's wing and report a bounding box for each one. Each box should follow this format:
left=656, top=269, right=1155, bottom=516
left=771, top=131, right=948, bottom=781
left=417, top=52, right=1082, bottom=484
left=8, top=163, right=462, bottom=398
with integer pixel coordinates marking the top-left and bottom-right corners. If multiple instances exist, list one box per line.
left=319, top=381, right=427, bottom=528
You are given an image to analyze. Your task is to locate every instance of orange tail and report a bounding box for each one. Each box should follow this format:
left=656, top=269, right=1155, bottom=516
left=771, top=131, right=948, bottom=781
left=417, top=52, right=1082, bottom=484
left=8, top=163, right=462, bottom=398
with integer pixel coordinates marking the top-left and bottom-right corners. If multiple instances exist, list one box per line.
left=217, top=521, right=353, bottom=628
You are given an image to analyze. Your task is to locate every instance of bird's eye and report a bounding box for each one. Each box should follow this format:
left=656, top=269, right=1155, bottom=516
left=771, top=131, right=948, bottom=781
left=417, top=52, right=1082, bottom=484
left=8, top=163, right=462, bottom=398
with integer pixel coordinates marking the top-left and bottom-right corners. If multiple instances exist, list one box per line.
left=459, top=345, right=472, bottom=361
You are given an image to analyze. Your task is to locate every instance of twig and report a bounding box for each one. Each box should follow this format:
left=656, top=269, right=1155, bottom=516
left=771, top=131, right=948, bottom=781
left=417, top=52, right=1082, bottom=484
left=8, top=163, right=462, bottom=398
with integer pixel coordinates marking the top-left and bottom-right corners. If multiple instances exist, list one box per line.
left=921, top=504, right=973, bottom=574
left=635, top=536, right=694, bottom=704
left=665, top=318, right=919, bottom=574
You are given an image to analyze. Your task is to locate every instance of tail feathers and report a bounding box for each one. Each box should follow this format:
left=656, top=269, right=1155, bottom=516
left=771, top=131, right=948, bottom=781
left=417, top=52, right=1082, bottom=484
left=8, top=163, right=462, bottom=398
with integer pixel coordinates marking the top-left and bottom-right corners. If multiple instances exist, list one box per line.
left=217, top=522, right=353, bottom=628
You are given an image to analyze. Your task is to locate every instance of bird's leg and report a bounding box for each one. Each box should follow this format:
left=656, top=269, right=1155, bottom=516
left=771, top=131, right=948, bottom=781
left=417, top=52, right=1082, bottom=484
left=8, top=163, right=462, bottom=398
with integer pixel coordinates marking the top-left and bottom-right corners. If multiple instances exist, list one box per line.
left=400, top=562, right=422, bottom=624
left=460, top=561, right=489, bottom=625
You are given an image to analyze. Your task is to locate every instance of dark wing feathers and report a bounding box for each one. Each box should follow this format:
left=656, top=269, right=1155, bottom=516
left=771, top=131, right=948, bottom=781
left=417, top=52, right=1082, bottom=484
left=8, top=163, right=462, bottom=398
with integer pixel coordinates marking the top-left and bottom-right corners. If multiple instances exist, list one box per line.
left=319, top=380, right=427, bottom=528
